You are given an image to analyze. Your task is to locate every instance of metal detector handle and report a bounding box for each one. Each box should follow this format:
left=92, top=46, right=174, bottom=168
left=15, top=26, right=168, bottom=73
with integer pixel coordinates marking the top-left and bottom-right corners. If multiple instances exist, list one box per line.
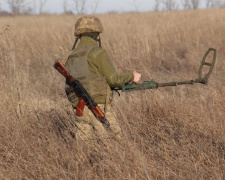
left=198, top=48, right=216, bottom=84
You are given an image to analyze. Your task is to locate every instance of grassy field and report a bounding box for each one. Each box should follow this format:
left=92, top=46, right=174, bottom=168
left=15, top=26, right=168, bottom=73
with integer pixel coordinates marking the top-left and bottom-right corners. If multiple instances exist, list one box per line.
left=0, top=8, right=224, bottom=179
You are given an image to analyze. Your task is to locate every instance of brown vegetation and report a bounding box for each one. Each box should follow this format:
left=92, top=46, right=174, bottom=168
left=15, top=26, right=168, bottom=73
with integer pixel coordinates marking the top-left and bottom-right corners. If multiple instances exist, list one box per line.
left=0, top=9, right=224, bottom=179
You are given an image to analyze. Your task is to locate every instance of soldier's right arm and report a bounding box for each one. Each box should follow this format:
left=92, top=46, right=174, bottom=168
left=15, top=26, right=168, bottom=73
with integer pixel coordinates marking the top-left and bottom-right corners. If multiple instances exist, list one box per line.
left=88, top=48, right=134, bottom=88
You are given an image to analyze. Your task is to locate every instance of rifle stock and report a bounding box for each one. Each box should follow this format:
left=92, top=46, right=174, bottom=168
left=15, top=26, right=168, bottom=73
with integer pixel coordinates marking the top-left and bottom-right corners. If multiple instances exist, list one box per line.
left=54, top=61, right=75, bottom=83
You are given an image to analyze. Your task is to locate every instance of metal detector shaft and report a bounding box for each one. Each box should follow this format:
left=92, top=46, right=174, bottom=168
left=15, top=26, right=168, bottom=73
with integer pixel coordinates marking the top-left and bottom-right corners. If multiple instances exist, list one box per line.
left=121, top=48, right=216, bottom=92
left=157, top=80, right=198, bottom=87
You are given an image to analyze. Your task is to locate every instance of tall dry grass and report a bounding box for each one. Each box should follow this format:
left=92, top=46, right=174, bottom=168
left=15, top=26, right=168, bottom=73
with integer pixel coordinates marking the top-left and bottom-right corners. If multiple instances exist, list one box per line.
left=0, top=9, right=224, bottom=179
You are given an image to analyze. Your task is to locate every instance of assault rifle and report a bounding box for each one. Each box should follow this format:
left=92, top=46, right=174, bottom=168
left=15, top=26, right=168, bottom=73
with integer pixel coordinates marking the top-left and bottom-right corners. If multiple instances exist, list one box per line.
left=54, top=61, right=110, bottom=129
left=119, top=48, right=216, bottom=92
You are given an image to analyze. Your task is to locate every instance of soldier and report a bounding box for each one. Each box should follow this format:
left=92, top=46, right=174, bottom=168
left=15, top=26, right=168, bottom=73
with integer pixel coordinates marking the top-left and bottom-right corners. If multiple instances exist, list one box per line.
left=64, top=16, right=141, bottom=141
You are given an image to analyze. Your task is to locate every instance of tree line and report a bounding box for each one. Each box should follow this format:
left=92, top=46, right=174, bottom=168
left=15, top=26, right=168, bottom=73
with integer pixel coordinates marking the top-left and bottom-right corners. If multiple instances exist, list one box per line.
left=0, top=0, right=100, bottom=15
left=0, top=0, right=225, bottom=16
left=154, top=0, right=225, bottom=11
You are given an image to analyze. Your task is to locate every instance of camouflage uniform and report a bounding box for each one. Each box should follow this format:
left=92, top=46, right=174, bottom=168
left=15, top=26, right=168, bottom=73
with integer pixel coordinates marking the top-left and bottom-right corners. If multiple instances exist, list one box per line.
left=65, top=16, right=133, bottom=141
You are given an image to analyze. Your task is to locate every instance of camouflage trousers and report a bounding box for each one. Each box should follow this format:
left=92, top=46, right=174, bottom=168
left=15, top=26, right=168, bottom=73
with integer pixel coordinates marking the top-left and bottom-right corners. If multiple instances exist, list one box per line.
left=74, top=104, right=121, bottom=141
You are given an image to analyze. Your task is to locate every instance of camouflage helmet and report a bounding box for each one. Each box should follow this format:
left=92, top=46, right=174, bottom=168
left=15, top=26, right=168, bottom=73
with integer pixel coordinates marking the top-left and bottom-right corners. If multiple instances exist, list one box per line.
left=74, top=16, right=103, bottom=36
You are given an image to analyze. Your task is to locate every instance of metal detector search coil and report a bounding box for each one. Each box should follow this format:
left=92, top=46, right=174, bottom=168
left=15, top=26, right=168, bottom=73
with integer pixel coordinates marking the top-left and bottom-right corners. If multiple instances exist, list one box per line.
left=198, top=48, right=216, bottom=84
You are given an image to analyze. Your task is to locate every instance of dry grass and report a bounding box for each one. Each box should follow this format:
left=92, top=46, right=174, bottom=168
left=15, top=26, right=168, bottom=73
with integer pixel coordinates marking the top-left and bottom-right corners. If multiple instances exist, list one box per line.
left=0, top=9, right=224, bottom=179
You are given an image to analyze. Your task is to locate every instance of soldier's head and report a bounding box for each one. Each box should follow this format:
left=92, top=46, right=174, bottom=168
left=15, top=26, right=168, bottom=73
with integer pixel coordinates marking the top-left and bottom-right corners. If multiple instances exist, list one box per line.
left=74, top=16, right=103, bottom=37
left=72, top=16, right=103, bottom=49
